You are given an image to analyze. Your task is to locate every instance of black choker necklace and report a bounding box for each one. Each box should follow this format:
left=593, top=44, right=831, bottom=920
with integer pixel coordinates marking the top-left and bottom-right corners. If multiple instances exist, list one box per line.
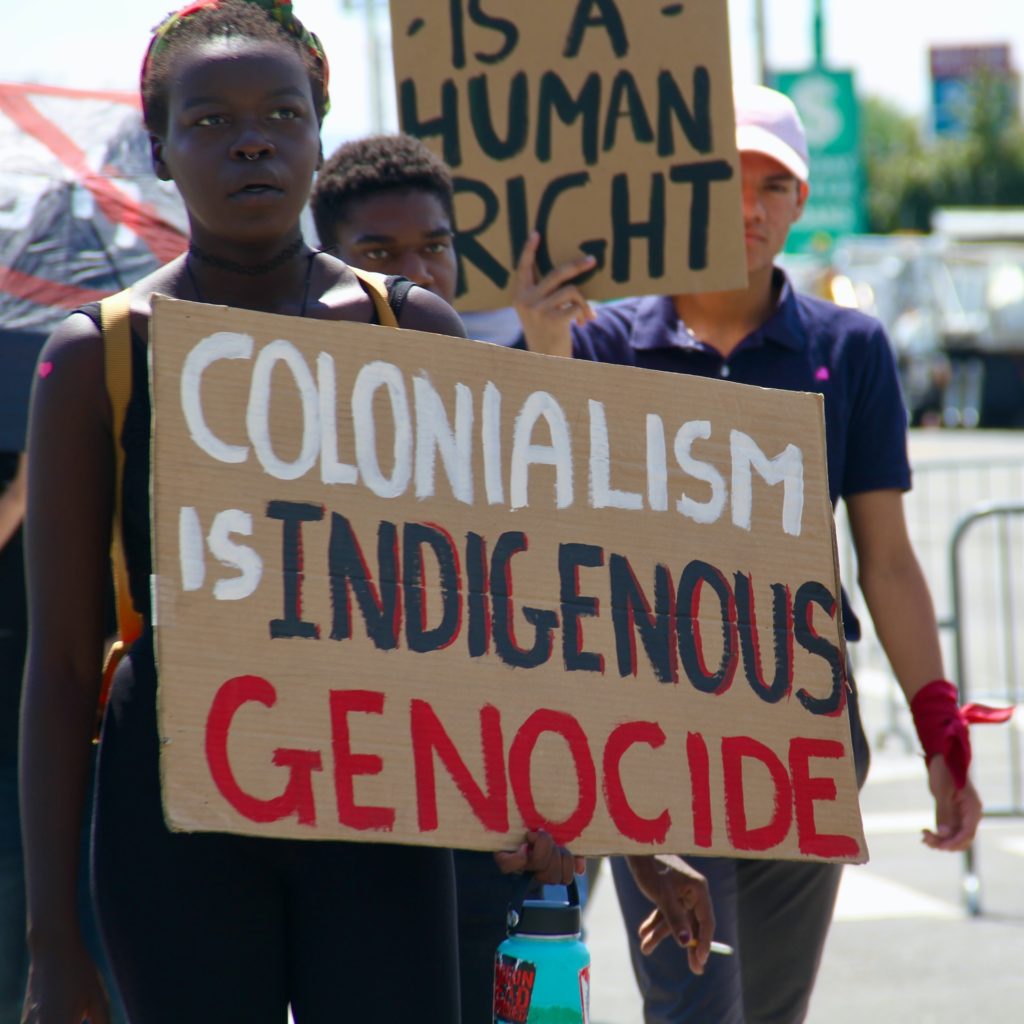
left=184, top=250, right=318, bottom=318
left=187, top=236, right=304, bottom=276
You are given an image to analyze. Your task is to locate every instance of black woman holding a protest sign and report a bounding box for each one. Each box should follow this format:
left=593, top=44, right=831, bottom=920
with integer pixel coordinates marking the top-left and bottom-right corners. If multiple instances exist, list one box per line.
left=516, top=86, right=991, bottom=1024
left=18, top=3, right=475, bottom=1020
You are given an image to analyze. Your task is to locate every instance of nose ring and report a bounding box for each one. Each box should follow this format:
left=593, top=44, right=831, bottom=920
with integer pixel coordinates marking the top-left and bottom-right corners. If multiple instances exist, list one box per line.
left=243, top=152, right=260, bottom=161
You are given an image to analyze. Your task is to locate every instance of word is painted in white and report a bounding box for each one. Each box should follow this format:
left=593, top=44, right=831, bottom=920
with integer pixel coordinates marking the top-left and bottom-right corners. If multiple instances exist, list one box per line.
left=179, top=333, right=804, bottom=535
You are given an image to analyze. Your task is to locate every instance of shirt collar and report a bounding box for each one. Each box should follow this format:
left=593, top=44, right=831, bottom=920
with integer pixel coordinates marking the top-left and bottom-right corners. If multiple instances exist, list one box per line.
left=628, top=267, right=809, bottom=354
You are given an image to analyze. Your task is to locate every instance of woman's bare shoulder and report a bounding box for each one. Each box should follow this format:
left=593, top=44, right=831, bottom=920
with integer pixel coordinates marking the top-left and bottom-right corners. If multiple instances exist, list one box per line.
left=32, top=285, right=146, bottom=431
left=39, top=308, right=105, bottom=377
left=308, top=252, right=376, bottom=322
left=42, top=264, right=176, bottom=366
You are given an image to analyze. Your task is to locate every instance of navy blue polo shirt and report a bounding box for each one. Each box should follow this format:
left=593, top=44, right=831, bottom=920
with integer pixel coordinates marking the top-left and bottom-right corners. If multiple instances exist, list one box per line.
left=570, top=268, right=912, bottom=641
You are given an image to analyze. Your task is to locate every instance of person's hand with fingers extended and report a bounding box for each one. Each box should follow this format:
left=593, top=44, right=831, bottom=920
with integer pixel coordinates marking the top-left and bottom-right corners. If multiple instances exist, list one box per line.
left=626, top=854, right=715, bottom=974
left=493, top=829, right=586, bottom=885
left=513, top=231, right=596, bottom=357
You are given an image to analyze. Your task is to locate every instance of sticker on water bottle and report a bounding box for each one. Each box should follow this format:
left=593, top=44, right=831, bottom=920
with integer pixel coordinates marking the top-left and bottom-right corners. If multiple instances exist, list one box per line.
left=493, top=954, right=537, bottom=1023
left=577, top=962, right=593, bottom=1019
left=579, top=964, right=590, bottom=1023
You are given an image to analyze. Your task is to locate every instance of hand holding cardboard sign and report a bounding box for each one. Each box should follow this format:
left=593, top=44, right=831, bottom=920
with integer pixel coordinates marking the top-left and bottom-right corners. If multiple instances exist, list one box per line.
left=514, top=232, right=595, bottom=357
left=629, top=853, right=715, bottom=975
left=493, top=829, right=586, bottom=885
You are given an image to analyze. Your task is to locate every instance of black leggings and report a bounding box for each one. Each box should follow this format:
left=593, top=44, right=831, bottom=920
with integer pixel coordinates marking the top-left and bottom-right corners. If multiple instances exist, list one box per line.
left=93, top=637, right=460, bottom=1023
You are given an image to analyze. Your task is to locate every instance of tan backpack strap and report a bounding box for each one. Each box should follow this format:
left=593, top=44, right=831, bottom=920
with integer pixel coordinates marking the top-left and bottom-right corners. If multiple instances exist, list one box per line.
left=349, top=266, right=400, bottom=327
left=99, top=289, right=143, bottom=651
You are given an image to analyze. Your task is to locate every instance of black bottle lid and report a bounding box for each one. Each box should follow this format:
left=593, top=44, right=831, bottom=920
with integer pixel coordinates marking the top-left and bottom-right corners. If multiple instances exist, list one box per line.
left=505, top=878, right=582, bottom=936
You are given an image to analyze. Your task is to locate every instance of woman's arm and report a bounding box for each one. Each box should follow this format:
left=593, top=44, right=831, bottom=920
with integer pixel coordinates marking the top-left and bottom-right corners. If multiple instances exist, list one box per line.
left=846, top=488, right=982, bottom=852
left=21, top=313, right=113, bottom=1023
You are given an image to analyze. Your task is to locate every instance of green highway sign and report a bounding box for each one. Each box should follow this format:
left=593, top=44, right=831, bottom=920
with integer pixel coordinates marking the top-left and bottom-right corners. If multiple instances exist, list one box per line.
left=774, top=69, right=866, bottom=254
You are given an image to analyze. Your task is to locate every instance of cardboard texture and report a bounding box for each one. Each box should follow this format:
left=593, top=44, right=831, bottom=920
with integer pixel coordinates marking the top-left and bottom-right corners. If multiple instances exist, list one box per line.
left=388, top=0, right=747, bottom=311
left=151, top=296, right=867, bottom=863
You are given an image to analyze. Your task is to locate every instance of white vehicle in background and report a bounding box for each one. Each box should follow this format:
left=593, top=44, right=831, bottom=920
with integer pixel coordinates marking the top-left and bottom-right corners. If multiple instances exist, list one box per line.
left=784, top=213, right=1024, bottom=429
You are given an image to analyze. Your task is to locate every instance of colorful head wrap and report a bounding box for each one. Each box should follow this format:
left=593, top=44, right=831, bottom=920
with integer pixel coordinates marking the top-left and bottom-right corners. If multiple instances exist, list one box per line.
left=141, top=0, right=330, bottom=116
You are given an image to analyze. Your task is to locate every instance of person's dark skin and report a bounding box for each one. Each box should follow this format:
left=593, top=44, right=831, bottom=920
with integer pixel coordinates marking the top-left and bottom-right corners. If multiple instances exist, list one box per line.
left=629, top=855, right=714, bottom=973
left=19, top=37, right=468, bottom=1024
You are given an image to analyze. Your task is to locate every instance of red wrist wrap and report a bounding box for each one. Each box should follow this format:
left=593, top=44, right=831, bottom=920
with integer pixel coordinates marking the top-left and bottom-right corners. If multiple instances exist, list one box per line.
left=910, top=679, right=1014, bottom=789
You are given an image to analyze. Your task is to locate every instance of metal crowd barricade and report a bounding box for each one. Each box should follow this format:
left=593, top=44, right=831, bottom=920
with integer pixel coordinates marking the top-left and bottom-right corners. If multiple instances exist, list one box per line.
left=835, top=439, right=1024, bottom=915
left=947, top=501, right=1024, bottom=915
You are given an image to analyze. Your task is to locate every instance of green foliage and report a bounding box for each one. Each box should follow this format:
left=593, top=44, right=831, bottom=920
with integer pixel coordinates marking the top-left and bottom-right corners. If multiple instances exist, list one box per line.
left=861, top=96, right=932, bottom=232
left=861, top=73, right=1024, bottom=233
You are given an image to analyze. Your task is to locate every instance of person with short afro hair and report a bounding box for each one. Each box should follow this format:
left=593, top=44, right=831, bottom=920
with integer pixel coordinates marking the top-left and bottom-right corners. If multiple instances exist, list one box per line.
left=312, top=133, right=603, bottom=1024
left=312, top=133, right=454, bottom=250
left=313, top=133, right=532, bottom=346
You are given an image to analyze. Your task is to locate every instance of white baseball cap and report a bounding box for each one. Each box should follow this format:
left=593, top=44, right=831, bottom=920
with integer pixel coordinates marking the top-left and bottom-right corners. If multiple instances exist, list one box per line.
left=734, top=85, right=809, bottom=183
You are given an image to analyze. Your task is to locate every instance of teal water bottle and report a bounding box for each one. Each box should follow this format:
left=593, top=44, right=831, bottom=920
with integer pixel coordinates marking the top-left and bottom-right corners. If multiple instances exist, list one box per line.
left=492, top=879, right=590, bottom=1024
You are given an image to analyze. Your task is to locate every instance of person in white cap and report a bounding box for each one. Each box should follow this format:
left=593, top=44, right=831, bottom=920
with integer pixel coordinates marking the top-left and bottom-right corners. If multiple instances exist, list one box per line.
left=514, top=84, right=985, bottom=1024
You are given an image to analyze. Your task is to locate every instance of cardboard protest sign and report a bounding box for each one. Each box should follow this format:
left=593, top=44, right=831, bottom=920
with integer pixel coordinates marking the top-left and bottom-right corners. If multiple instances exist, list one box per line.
left=151, top=296, right=866, bottom=863
left=388, top=0, right=746, bottom=311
